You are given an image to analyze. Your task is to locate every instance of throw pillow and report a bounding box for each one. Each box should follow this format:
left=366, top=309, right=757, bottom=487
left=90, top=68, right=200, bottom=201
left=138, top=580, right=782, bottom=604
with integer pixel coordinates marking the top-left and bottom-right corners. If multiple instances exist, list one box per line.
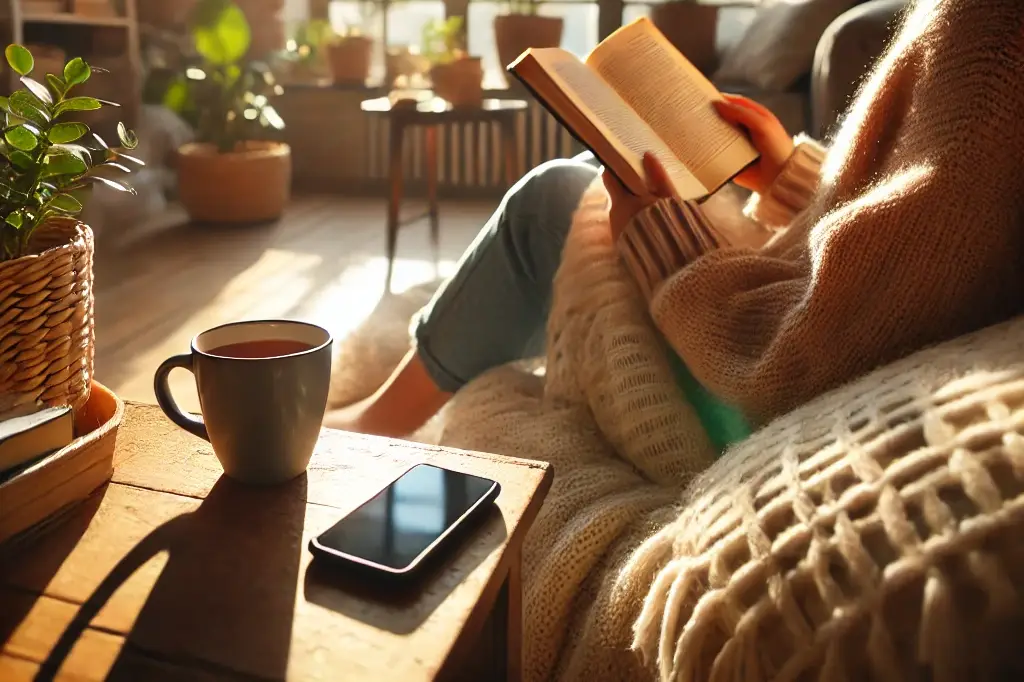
left=714, top=0, right=857, bottom=92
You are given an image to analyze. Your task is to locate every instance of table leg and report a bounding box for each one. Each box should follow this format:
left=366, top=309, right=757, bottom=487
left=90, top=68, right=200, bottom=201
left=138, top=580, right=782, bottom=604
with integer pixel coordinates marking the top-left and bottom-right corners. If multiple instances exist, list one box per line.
left=505, top=556, right=523, bottom=682
left=425, top=124, right=440, bottom=274
left=386, top=119, right=405, bottom=294
left=501, top=122, right=517, bottom=190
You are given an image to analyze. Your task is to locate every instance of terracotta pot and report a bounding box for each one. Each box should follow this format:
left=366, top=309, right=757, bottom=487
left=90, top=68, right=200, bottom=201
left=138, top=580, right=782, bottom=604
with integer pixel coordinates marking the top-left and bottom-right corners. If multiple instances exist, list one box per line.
left=494, top=14, right=563, bottom=84
left=326, top=36, right=374, bottom=85
left=649, top=1, right=720, bottom=75
left=177, top=141, right=292, bottom=224
left=430, top=57, right=483, bottom=107
left=0, top=218, right=94, bottom=415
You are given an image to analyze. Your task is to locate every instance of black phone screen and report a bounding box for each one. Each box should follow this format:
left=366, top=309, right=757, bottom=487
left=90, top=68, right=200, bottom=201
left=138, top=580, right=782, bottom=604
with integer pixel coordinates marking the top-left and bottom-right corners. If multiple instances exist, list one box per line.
left=313, top=464, right=498, bottom=572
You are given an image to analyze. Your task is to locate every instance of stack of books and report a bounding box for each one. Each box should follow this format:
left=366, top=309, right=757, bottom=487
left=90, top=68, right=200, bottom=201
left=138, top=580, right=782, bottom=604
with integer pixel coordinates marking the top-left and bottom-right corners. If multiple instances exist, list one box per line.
left=0, top=405, right=75, bottom=484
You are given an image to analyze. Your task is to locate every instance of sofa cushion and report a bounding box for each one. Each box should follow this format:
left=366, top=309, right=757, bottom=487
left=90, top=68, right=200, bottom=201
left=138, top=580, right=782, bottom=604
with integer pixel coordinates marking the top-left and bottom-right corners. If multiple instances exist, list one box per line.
left=714, top=0, right=857, bottom=92
left=715, top=6, right=760, bottom=61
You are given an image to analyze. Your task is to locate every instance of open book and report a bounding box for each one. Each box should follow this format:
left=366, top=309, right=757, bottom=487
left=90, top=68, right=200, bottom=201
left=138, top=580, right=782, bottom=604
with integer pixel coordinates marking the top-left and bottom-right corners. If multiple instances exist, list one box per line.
left=508, top=18, right=758, bottom=201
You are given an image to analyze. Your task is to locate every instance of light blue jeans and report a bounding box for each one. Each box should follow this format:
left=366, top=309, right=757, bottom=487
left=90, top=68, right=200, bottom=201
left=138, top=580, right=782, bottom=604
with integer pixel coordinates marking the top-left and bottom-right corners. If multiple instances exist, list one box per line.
left=413, top=152, right=600, bottom=392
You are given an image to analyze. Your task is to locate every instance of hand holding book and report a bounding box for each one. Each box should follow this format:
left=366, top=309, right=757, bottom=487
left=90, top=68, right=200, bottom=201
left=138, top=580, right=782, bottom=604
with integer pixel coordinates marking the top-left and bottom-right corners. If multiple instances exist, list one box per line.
left=603, top=153, right=675, bottom=242
left=603, top=94, right=795, bottom=243
left=712, top=95, right=795, bottom=195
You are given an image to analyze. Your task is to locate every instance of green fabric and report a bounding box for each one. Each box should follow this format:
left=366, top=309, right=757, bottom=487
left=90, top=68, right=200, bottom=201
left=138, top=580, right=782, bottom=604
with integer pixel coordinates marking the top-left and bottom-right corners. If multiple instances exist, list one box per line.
left=667, top=349, right=752, bottom=455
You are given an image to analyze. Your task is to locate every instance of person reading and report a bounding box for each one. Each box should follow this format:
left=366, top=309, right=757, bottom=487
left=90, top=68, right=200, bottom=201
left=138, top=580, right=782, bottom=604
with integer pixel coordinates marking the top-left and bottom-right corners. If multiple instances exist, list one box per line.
left=325, top=0, right=1024, bottom=463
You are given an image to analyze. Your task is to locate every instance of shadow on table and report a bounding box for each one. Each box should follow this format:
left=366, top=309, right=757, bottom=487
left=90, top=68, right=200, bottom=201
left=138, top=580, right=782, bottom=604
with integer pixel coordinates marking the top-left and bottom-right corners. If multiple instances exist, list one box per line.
left=303, top=503, right=507, bottom=635
left=0, top=484, right=108, bottom=658
left=34, top=474, right=308, bottom=681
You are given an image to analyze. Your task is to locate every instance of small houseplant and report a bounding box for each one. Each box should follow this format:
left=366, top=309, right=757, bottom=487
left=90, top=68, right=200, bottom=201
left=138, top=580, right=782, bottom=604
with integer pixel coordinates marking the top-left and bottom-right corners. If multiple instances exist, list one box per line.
left=275, top=18, right=335, bottom=83
left=176, top=0, right=290, bottom=224
left=0, top=44, right=140, bottom=414
left=324, top=22, right=375, bottom=85
left=494, top=0, right=562, bottom=87
left=422, top=17, right=482, bottom=107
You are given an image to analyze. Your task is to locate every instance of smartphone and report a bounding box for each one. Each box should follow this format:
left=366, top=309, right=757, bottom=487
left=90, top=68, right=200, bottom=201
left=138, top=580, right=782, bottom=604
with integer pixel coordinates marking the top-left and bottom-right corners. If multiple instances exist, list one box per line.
left=309, top=464, right=501, bottom=578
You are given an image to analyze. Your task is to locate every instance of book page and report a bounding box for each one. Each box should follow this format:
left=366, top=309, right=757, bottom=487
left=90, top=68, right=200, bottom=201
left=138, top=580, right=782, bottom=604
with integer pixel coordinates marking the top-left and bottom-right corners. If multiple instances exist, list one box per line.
left=525, top=49, right=706, bottom=199
left=587, top=18, right=758, bottom=193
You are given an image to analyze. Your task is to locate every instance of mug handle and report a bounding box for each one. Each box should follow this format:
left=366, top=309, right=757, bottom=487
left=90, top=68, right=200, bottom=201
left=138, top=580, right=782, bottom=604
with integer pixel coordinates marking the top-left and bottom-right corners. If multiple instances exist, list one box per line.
left=154, top=353, right=209, bottom=441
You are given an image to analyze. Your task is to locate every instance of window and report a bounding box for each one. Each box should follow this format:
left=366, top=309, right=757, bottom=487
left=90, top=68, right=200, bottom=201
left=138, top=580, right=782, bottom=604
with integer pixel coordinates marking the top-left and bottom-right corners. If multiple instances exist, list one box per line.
left=467, top=3, right=600, bottom=87
left=622, top=3, right=650, bottom=24
left=323, top=0, right=620, bottom=87
left=328, top=0, right=446, bottom=83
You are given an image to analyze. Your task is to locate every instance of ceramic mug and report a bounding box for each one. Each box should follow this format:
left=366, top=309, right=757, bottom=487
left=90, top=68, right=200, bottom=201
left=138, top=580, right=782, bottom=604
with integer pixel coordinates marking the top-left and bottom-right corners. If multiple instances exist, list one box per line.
left=154, top=320, right=333, bottom=485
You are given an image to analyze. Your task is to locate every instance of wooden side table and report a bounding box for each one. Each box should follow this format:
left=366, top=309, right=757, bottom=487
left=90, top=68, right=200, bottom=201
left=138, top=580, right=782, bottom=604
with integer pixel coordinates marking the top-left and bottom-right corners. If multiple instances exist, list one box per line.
left=361, top=97, right=528, bottom=293
left=0, top=403, right=552, bottom=681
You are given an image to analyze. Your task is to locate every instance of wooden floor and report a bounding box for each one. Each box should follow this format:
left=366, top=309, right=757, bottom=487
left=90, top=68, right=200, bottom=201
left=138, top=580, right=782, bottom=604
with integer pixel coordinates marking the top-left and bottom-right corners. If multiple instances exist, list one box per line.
left=93, top=195, right=494, bottom=412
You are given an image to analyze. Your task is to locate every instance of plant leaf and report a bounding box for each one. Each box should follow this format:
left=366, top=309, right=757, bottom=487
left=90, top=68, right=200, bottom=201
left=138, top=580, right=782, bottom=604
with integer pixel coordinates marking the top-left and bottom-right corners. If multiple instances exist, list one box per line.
left=9, top=91, right=49, bottom=125
left=46, top=74, right=66, bottom=98
left=113, top=151, right=144, bottom=166
left=260, top=105, right=285, bottom=131
left=82, top=175, right=135, bottom=194
left=5, top=211, right=22, bottom=229
left=91, top=132, right=109, bottom=149
left=5, top=125, right=38, bottom=151
left=48, top=122, right=89, bottom=143
left=96, top=161, right=131, bottom=174
left=63, top=57, right=91, bottom=87
left=51, top=142, right=91, bottom=158
left=9, top=150, right=35, bottom=169
left=20, top=77, right=52, bottom=105
left=191, top=0, right=251, bottom=66
left=47, top=193, right=83, bottom=213
left=161, top=77, right=191, bottom=113
left=41, top=153, right=88, bottom=177
left=116, top=122, right=138, bottom=150
left=55, top=97, right=101, bottom=116
left=5, top=45, right=33, bottom=76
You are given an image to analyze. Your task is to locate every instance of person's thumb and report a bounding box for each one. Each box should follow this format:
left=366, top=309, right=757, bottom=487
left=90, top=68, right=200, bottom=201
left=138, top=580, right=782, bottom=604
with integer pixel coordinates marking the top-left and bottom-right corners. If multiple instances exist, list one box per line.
left=642, top=153, right=674, bottom=198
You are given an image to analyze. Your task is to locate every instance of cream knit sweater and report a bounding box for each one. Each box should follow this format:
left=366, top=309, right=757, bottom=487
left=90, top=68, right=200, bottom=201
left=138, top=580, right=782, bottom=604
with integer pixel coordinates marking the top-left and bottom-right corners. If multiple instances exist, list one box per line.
left=430, top=0, right=1024, bottom=680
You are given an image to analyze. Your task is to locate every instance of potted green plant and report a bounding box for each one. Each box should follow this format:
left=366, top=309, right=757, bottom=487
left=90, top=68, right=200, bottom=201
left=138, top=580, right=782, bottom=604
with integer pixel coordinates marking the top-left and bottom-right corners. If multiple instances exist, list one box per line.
left=649, top=0, right=719, bottom=75
left=422, top=17, right=482, bottom=107
left=176, top=0, right=290, bottom=224
left=275, top=19, right=335, bottom=84
left=494, top=0, right=562, bottom=86
left=0, top=44, right=140, bottom=414
left=324, top=24, right=375, bottom=85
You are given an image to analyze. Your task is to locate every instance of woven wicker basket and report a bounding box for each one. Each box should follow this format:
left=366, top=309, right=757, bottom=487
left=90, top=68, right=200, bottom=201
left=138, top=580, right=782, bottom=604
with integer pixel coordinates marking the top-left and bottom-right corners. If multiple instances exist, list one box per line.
left=0, top=219, right=94, bottom=415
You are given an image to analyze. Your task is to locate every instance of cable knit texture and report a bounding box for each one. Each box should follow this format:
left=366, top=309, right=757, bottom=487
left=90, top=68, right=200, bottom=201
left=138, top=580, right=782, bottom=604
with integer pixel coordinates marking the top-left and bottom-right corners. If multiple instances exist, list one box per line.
left=743, top=134, right=827, bottom=228
left=420, top=1, right=1024, bottom=680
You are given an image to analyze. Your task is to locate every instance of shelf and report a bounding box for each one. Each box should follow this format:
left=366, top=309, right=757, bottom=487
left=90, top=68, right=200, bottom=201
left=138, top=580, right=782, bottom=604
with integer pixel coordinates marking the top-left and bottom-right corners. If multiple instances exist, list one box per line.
left=21, top=13, right=131, bottom=28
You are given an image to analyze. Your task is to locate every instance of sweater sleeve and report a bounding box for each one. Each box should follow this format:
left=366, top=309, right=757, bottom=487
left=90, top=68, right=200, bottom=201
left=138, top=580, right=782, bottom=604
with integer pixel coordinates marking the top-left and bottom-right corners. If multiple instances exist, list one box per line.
left=743, top=135, right=827, bottom=229
left=617, top=137, right=823, bottom=300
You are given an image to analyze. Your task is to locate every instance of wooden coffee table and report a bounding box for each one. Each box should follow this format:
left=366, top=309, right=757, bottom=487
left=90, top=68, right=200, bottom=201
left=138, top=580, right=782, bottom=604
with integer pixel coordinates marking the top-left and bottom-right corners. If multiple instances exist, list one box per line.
left=0, top=402, right=552, bottom=681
